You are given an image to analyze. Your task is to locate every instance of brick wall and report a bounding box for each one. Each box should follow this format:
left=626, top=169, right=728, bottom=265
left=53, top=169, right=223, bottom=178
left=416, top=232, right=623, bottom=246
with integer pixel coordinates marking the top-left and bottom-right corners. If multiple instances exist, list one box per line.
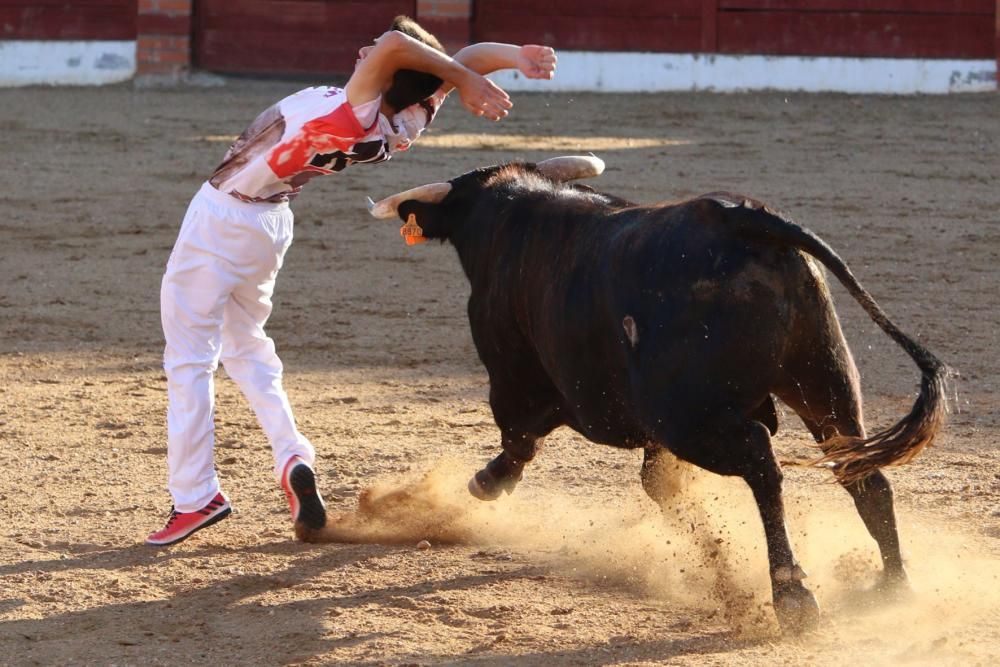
left=417, top=0, right=471, bottom=54
left=137, top=0, right=192, bottom=76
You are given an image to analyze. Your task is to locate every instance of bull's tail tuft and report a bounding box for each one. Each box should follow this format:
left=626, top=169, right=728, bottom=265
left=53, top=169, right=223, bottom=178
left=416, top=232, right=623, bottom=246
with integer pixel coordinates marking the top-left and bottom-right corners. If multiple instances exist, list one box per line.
left=809, top=356, right=950, bottom=484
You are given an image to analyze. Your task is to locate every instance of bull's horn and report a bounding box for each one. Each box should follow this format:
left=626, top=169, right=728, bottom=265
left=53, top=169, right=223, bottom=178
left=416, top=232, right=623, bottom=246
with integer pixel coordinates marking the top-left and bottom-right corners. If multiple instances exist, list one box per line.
left=367, top=182, right=453, bottom=219
left=535, top=155, right=605, bottom=182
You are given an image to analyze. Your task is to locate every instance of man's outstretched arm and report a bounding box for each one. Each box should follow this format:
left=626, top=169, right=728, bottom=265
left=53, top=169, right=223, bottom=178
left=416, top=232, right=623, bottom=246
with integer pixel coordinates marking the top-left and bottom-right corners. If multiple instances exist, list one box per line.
left=346, top=30, right=513, bottom=120
left=438, top=43, right=557, bottom=96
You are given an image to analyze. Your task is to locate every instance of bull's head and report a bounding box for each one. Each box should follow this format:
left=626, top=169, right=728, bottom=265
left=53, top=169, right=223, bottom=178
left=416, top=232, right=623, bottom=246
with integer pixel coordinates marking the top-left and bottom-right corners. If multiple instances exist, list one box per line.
left=367, top=155, right=606, bottom=244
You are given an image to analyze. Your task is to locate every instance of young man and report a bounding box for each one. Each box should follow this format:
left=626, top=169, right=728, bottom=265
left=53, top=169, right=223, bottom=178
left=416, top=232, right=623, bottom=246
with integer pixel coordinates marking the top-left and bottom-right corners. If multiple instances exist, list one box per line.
left=147, top=16, right=557, bottom=546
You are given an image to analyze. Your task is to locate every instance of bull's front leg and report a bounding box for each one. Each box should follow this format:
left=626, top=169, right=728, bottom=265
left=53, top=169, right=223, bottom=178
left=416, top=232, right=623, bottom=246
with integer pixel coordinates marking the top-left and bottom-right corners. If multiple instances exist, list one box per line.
left=468, top=378, right=562, bottom=501
left=469, top=396, right=563, bottom=500
left=468, top=431, right=543, bottom=501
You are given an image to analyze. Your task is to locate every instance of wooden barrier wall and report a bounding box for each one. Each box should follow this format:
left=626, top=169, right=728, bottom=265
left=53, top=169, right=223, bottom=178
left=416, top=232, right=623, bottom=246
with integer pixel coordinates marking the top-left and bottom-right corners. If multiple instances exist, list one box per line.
left=0, top=0, right=136, bottom=40
left=475, top=0, right=996, bottom=60
left=714, top=0, right=995, bottom=58
left=473, top=1, right=703, bottom=53
left=192, top=0, right=416, bottom=75
left=1, top=1, right=996, bottom=84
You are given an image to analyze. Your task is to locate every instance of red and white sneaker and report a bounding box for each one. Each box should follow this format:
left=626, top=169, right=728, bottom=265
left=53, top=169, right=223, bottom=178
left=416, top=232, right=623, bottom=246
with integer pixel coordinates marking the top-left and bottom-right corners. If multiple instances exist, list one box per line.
left=281, top=456, right=326, bottom=530
left=145, top=492, right=231, bottom=546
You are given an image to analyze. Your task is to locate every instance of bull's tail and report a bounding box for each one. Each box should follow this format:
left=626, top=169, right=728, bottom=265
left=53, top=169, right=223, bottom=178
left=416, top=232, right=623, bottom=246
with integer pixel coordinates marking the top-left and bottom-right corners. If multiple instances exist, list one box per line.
left=711, top=195, right=950, bottom=484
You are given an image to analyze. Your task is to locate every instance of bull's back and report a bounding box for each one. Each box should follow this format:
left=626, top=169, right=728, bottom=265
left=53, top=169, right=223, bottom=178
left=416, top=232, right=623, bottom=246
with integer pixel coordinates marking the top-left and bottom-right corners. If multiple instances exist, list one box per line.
left=517, top=198, right=816, bottom=444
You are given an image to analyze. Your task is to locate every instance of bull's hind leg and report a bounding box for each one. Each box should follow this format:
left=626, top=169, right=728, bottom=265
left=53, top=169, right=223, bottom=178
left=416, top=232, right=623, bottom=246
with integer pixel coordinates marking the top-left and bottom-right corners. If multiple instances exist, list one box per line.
left=640, top=446, right=674, bottom=506
left=776, top=336, right=908, bottom=592
left=666, top=413, right=820, bottom=632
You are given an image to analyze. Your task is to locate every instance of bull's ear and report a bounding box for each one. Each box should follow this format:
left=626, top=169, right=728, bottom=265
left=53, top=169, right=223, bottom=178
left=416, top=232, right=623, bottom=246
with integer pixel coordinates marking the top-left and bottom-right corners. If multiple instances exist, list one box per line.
left=398, top=200, right=449, bottom=241
left=367, top=182, right=452, bottom=219
left=535, top=155, right=605, bottom=182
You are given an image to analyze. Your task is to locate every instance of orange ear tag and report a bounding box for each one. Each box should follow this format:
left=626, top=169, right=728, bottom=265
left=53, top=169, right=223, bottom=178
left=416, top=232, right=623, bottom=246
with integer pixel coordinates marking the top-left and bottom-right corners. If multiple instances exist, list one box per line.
left=400, top=213, right=426, bottom=245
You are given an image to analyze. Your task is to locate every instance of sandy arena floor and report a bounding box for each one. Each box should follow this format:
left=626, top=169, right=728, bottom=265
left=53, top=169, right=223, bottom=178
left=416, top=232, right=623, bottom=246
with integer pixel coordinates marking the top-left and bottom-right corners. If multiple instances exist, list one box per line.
left=0, top=81, right=998, bottom=666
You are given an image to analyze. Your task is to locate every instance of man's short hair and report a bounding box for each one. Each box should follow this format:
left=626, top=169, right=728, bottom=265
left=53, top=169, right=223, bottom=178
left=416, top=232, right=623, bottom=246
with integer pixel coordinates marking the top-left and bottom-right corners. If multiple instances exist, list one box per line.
left=383, top=15, right=446, bottom=113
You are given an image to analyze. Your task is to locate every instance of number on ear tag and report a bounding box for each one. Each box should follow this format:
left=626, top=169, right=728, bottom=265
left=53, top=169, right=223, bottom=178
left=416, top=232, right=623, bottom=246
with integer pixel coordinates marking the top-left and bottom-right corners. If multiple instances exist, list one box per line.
left=400, top=213, right=426, bottom=245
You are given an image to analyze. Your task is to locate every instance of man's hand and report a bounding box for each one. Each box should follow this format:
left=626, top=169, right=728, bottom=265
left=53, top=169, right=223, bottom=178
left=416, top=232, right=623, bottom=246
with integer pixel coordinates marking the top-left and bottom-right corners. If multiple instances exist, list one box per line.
left=456, top=72, right=513, bottom=121
left=516, top=45, right=557, bottom=80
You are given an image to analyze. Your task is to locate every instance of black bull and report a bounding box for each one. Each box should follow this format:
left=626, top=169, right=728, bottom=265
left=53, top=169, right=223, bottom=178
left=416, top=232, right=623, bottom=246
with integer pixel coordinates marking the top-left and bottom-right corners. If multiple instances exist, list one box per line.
left=366, top=156, right=948, bottom=631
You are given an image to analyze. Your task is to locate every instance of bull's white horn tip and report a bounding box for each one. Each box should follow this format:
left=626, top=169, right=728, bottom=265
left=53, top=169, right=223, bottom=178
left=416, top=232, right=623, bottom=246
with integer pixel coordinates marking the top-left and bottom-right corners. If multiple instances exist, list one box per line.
left=365, top=196, right=375, bottom=211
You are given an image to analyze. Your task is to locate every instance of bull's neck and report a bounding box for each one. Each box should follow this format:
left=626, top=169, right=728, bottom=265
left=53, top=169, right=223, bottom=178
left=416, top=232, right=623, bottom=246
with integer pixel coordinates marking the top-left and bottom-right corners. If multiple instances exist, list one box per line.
left=450, top=201, right=580, bottom=288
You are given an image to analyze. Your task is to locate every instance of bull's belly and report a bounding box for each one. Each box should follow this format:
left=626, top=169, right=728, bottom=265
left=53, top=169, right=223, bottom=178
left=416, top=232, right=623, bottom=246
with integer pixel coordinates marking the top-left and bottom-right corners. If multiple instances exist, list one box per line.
left=557, top=395, right=649, bottom=448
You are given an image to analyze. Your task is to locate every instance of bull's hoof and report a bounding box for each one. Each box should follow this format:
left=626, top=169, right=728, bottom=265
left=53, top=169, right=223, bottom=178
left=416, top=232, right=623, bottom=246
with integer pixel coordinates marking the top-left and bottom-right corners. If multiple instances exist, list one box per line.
left=843, top=568, right=912, bottom=609
left=773, top=584, right=820, bottom=634
left=468, top=468, right=519, bottom=501
left=873, top=567, right=912, bottom=601
left=468, top=474, right=498, bottom=501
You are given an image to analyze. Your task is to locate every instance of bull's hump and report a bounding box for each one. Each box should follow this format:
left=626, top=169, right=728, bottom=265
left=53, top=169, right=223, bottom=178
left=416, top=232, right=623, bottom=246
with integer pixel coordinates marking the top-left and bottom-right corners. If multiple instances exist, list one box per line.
left=699, top=191, right=763, bottom=210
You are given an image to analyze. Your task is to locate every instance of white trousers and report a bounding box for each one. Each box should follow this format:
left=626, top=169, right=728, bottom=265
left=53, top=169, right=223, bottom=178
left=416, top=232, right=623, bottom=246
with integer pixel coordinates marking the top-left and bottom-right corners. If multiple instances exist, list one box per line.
left=160, top=182, right=315, bottom=512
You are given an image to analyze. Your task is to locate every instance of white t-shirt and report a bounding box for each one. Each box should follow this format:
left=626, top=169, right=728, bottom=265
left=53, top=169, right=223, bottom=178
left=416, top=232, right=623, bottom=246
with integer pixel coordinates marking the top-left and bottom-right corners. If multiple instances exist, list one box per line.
left=209, top=86, right=440, bottom=203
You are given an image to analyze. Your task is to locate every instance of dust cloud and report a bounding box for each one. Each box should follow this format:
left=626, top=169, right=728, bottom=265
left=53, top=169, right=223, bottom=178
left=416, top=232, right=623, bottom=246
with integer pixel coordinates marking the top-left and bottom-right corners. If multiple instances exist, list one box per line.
left=304, top=453, right=1000, bottom=655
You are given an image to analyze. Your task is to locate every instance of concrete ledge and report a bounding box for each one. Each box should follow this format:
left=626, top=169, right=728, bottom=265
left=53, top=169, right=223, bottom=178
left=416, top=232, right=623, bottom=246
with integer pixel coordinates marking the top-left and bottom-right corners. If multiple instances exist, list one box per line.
left=133, top=70, right=227, bottom=89
left=492, top=52, right=997, bottom=95
left=0, top=40, right=136, bottom=87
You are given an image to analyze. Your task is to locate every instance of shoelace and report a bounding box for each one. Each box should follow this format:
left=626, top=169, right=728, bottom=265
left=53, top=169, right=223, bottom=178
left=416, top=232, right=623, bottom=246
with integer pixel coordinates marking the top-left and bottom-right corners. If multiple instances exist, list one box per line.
left=165, top=507, right=179, bottom=527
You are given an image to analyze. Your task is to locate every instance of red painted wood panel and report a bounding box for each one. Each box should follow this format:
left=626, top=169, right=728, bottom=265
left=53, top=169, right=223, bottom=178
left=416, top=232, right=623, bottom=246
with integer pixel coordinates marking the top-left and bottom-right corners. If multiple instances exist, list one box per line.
left=474, top=0, right=702, bottom=52
left=702, top=0, right=719, bottom=51
left=0, top=1, right=136, bottom=40
left=472, top=0, right=994, bottom=58
left=718, top=1, right=992, bottom=13
left=475, top=0, right=701, bottom=18
left=717, top=11, right=994, bottom=58
left=473, top=16, right=702, bottom=53
left=193, top=0, right=415, bottom=75
left=0, top=0, right=131, bottom=4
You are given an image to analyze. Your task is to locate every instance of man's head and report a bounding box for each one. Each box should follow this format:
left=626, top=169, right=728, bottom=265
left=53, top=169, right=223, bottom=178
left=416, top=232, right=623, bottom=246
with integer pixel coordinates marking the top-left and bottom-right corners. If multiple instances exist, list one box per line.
left=383, top=16, right=446, bottom=113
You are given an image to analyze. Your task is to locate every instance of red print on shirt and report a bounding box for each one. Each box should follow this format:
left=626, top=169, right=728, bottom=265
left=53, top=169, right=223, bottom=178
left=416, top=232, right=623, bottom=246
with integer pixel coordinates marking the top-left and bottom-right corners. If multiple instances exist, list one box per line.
left=266, top=102, right=366, bottom=179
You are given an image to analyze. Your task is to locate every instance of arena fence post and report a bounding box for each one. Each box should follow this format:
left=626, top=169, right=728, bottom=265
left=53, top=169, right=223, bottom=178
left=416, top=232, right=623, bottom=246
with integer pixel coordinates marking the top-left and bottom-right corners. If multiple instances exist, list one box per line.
left=137, top=0, right=193, bottom=81
left=416, top=0, right=473, bottom=55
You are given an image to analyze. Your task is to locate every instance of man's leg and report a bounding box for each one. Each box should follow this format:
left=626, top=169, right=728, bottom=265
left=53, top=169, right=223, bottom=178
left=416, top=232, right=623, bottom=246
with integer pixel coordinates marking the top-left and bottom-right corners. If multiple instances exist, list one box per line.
left=219, top=208, right=325, bottom=530
left=220, top=283, right=316, bottom=479
left=149, top=191, right=238, bottom=545
left=160, top=204, right=236, bottom=513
